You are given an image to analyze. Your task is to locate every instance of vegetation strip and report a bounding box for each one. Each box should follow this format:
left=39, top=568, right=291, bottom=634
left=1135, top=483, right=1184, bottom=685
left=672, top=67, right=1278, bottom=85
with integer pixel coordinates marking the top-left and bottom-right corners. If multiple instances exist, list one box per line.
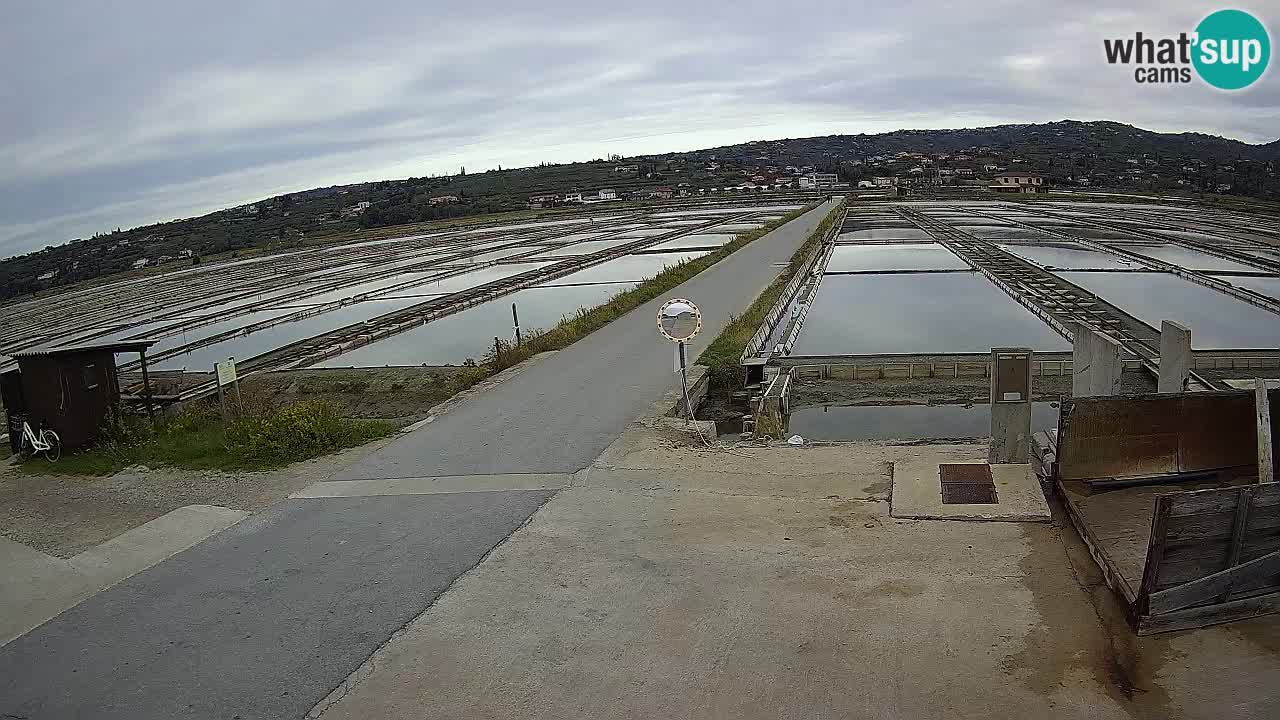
left=697, top=198, right=846, bottom=393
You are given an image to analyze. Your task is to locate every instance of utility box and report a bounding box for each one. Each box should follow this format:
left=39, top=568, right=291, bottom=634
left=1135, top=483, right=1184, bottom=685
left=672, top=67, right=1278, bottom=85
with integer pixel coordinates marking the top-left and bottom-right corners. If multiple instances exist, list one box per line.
left=992, top=349, right=1031, bottom=403
left=990, top=348, right=1033, bottom=464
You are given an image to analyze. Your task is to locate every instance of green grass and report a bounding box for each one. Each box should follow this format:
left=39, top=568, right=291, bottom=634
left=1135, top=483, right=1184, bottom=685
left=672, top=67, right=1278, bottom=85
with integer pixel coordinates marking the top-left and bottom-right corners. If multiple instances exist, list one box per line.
left=697, top=198, right=847, bottom=393
left=18, top=399, right=395, bottom=476
left=483, top=202, right=827, bottom=373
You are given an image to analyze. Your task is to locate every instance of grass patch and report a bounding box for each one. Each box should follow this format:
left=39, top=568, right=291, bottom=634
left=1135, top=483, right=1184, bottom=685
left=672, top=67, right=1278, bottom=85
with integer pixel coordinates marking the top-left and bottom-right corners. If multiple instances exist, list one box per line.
left=697, top=198, right=846, bottom=393
left=483, top=202, right=828, bottom=373
left=18, top=399, right=395, bottom=476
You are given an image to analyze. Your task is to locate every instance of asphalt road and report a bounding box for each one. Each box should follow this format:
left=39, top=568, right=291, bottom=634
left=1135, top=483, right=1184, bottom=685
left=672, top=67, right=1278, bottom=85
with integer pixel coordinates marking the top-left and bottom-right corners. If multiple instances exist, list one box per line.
left=335, top=198, right=838, bottom=479
left=0, top=491, right=553, bottom=720
left=0, top=201, right=836, bottom=719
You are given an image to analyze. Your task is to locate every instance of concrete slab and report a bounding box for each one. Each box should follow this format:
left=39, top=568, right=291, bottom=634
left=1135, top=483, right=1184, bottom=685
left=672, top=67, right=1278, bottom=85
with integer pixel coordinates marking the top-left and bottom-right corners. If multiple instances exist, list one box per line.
left=293, top=473, right=573, bottom=498
left=308, top=444, right=1280, bottom=720
left=891, top=456, right=1051, bottom=522
left=1, top=504, right=248, bottom=648
left=0, top=537, right=82, bottom=647
left=0, top=491, right=554, bottom=719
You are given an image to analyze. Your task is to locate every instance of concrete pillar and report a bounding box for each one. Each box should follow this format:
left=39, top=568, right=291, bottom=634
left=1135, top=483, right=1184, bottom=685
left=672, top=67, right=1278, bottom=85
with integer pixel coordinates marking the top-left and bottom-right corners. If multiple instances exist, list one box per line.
left=990, top=348, right=1033, bottom=464
left=1072, top=325, right=1123, bottom=397
left=1158, top=320, right=1192, bottom=393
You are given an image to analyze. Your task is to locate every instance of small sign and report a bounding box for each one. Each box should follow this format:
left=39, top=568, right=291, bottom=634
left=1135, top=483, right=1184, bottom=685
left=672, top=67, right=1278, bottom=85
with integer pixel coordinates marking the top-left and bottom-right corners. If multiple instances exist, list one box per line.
left=215, top=359, right=238, bottom=387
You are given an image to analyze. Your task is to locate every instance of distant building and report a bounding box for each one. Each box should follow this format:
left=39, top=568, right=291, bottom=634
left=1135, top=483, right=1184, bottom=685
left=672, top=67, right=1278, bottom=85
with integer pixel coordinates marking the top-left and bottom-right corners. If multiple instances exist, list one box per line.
left=429, top=195, right=459, bottom=205
left=990, top=171, right=1048, bottom=194
left=132, top=258, right=149, bottom=269
left=36, top=270, right=58, bottom=281
left=798, top=172, right=839, bottom=189
left=527, top=192, right=560, bottom=209
left=596, top=188, right=618, bottom=201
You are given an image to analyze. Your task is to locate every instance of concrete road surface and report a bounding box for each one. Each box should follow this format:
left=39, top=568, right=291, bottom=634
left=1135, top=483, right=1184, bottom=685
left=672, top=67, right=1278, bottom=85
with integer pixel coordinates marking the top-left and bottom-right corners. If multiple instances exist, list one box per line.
left=0, top=201, right=837, bottom=719
left=0, top=492, right=552, bottom=720
left=333, top=199, right=838, bottom=479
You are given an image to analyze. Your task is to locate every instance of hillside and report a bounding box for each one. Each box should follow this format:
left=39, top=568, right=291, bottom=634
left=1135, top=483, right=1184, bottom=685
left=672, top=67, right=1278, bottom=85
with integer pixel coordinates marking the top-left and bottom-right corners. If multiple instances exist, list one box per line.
left=3, top=120, right=1278, bottom=302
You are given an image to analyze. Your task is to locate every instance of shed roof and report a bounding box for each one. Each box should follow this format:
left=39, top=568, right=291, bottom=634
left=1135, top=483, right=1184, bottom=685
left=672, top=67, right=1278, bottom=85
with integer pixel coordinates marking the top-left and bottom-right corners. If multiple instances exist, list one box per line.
left=10, top=339, right=158, bottom=359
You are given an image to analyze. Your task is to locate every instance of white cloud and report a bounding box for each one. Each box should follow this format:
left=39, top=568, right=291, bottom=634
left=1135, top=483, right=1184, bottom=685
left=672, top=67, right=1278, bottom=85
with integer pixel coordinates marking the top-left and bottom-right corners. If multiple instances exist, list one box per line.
left=0, top=0, right=1276, bottom=258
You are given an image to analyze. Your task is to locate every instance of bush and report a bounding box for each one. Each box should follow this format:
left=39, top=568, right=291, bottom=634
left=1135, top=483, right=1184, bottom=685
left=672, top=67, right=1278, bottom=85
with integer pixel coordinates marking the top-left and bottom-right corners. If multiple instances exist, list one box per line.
left=226, top=399, right=389, bottom=465
left=20, top=398, right=393, bottom=475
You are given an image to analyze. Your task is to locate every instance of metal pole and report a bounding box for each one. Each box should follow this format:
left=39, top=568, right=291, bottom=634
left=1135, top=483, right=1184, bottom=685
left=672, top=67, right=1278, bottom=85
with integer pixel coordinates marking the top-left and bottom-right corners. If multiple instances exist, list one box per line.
left=678, top=341, right=693, bottom=422
left=512, top=303, right=522, bottom=346
left=215, top=365, right=228, bottom=429
left=138, top=350, right=155, bottom=422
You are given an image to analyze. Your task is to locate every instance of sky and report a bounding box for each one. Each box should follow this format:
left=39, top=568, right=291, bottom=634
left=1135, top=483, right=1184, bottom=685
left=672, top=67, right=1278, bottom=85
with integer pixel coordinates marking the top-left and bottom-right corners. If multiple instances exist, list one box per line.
left=2, top=1, right=1278, bottom=259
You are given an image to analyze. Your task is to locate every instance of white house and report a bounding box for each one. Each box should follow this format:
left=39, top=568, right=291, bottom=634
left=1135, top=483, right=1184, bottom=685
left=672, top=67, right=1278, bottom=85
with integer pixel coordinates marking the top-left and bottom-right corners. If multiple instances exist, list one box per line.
left=798, top=172, right=839, bottom=189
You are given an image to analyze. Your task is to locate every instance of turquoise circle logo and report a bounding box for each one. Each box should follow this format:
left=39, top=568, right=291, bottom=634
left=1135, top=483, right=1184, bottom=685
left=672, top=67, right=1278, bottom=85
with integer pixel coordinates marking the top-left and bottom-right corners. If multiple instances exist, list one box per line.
left=1192, top=9, right=1271, bottom=90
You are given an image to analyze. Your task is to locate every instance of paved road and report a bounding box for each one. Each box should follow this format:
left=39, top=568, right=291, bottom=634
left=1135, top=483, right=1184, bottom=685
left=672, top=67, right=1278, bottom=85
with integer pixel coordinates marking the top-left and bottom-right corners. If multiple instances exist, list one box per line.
left=0, top=492, right=554, bottom=719
left=0, top=201, right=836, bottom=719
left=335, top=199, right=838, bottom=479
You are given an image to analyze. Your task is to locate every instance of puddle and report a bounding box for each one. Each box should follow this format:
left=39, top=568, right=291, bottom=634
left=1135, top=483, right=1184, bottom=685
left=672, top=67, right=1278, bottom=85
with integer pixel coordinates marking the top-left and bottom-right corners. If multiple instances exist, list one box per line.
left=1112, top=244, right=1265, bottom=273
left=531, top=238, right=642, bottom=258
left=837, top=228, right=931, bottom=241
left=825, top=243, right=969, bottom=272
left=1214, top=274, right=1280, bottom=301
left=646, top=233, right=736, bottom=250
left=787, top=402, right=1060, bottom=441
left=1058, top=271, right=1280, bottom=349
left=312, top=282, right=636, bottom=367
left=791, top=272, right=1070, bottom=355
left=540, top=251, right=708, bottom=285
left=997, top=243, right=1147, bottom=270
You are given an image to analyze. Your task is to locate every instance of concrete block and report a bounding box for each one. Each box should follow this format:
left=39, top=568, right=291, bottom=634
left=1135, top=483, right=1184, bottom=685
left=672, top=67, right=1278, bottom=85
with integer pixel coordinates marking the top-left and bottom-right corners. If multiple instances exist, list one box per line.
left=890, top=459, right=1051, bottom=522
left=1158, top=320, right=1192, bottom=393
left=1072, top=326, right=1122, bottom=397
left=990, top=402, right=1032, bottom=464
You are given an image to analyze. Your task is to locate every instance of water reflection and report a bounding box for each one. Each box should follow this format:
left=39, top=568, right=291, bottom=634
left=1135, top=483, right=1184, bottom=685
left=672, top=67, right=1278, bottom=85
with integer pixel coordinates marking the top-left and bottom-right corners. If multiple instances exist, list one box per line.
left=792, top=273, right=1070, bottom=355
left=787, top=402, right=1060, bottom=441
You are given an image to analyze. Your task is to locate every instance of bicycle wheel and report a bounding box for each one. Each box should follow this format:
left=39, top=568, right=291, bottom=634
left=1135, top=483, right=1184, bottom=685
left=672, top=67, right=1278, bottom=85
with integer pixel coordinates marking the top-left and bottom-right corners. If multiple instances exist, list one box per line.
left=41, top=430, right=61, bottom=462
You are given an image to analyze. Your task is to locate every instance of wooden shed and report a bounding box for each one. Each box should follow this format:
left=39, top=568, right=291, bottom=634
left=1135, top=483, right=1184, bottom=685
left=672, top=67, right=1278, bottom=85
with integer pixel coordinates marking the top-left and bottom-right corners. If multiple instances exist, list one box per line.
left=5, top=340, right=157, bottom=451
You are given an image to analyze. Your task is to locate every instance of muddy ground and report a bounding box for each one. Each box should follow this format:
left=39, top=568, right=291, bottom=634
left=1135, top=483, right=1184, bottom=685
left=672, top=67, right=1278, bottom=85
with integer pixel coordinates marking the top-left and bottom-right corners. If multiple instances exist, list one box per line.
left=136, top=366, right=480, bottom=424
left=791, top=369, right=1157, bottom=407
left=239, top=366, right=478, bottom=423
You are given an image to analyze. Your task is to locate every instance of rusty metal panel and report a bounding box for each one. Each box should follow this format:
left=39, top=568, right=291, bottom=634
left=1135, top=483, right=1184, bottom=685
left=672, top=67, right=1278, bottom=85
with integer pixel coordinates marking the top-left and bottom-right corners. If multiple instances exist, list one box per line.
left=1178, top=394, right=1257, bottom=473
left=1059, top=391, right=1270, bottom=481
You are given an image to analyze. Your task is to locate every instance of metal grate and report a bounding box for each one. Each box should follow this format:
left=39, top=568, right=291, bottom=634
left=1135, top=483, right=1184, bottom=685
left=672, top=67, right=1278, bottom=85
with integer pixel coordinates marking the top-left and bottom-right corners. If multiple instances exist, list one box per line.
left=939, top=463, right=999, bottom=505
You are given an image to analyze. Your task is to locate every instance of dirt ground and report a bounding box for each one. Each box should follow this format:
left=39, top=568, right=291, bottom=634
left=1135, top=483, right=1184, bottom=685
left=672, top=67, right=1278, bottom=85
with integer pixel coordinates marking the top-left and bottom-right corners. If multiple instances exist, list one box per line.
left=136, top=366, right=479, bottom=423
left=312, top=423, right=1280, bottom=719
left=240, top=366, right=479, bottom=422
left=0, top=423, right=403, bottom=558
left=791, top=369, right=1156, bottom=407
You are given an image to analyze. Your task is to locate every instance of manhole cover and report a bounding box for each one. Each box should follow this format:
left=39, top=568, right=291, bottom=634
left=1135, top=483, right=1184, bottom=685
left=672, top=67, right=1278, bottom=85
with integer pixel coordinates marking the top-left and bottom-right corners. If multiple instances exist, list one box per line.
left=939, top=463, right=999, bottom=505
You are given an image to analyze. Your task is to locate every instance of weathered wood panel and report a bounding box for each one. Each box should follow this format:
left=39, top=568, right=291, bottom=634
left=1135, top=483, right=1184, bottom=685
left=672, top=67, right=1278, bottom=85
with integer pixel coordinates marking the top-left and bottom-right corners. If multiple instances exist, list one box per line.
left=1140, top=484, right=1280, bottom=622
left=1058, top=390, right=1276, bottom=482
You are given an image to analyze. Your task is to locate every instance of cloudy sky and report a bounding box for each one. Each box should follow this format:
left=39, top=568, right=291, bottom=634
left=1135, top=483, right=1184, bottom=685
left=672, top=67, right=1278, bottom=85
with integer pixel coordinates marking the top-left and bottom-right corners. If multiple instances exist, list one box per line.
left=2, top=1, right=1277, bottom=259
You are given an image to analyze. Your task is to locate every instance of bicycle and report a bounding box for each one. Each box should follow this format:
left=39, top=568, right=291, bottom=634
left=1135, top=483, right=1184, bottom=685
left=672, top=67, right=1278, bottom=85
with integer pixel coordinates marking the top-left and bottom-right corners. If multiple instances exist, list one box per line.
left=18, top=419, right=61, bottom=462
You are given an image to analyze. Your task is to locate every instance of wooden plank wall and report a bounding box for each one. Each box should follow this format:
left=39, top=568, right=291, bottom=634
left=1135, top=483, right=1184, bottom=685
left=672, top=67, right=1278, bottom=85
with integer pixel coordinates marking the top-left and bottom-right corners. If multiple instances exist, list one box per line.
left=1137, top=483, right=1280, bottom=632
left=1058, top=390, right=1271, bottom=481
